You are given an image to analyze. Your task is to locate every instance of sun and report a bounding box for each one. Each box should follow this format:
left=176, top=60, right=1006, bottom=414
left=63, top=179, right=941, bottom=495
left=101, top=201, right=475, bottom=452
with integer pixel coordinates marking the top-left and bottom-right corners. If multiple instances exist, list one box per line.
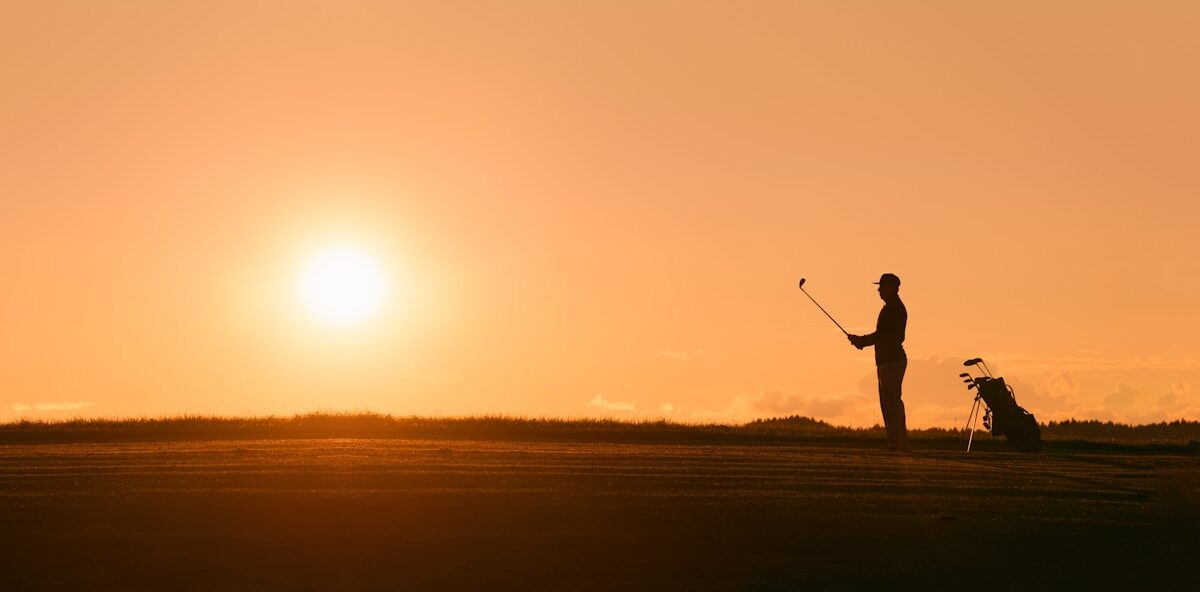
left=298, top=245, right=387, bottom=326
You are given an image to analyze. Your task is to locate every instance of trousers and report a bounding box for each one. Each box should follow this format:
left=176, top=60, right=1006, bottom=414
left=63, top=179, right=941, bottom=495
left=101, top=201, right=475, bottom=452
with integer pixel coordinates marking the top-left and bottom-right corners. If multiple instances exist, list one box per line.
left=876, top=361, right=908, bottom=446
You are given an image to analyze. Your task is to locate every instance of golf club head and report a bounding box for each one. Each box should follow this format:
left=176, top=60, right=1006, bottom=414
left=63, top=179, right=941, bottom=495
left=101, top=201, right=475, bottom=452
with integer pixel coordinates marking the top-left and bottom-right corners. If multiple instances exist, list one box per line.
left=798, top=278, right=806, bottom=289
left=958, top=373, right=970, bottom=378
left=964, top=358, right=983, bottom=367
left=967, top=384, right=976, bottom=390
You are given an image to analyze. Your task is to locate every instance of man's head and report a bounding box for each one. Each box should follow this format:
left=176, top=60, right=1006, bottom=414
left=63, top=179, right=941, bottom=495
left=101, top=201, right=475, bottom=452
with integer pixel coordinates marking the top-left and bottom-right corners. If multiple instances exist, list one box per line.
left=874, top=273, right=901, bottom=300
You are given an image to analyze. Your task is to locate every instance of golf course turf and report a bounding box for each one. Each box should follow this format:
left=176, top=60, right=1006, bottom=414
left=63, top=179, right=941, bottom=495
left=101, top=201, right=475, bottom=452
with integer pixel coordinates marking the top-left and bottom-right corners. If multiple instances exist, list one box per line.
left=1, top=431, right=1196, bottom=590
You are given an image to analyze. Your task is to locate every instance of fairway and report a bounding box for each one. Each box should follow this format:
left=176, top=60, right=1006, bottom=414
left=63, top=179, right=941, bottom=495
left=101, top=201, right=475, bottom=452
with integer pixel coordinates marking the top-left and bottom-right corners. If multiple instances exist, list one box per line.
left=1, top=439, right=1196, bottom=590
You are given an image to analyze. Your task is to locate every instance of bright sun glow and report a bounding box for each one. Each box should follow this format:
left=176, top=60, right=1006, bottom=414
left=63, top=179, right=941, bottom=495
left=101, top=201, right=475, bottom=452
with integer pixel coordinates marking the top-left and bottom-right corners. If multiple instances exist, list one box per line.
left=298, top=246, right=387, bottom=326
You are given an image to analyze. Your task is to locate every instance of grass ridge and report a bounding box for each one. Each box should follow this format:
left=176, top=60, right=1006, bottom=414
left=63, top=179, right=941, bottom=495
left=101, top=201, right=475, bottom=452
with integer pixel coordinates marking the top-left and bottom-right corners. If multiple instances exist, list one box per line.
left=1, top=412, right=1196, bottom=451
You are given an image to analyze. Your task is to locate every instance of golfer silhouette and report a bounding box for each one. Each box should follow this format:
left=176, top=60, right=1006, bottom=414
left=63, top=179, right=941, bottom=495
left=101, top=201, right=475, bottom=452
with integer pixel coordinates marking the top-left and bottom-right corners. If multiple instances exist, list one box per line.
left=848, top=273, right=909, bottom=451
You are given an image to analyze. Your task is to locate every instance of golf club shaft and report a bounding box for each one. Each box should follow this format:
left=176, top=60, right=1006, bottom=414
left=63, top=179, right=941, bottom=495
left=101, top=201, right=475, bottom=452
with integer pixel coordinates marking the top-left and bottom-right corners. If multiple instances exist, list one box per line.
left=979, top=361, right=994, bottom=378
left=799, top=287, right=849, bottom=336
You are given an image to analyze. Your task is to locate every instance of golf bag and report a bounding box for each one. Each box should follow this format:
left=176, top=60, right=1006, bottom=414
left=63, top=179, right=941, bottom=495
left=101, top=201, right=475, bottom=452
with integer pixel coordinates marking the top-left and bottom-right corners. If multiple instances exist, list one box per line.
left=974, top=376, right=1043, bottom=453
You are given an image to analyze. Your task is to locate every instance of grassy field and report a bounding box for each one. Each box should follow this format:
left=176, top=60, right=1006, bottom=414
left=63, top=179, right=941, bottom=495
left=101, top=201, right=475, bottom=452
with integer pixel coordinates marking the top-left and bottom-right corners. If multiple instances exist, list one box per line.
left=1, top=419, right=1197, bottom=590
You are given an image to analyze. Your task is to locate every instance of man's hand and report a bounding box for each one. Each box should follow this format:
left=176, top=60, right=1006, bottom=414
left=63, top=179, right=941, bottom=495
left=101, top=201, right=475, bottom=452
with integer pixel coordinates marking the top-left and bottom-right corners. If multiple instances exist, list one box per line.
left=847, top=334, right=865, bottom=350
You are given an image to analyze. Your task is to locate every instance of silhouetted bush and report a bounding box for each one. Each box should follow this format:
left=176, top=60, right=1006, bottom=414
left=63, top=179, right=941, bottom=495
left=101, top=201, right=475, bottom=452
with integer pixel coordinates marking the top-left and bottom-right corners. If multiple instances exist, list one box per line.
left=1039, top=419, right=1200, bottom=444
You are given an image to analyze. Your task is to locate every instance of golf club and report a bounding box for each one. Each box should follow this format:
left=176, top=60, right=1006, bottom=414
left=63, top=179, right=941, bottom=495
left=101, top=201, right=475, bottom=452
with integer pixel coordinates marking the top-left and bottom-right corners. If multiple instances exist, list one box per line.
left=797, top=278, right=849, bottom=336
left=964, top=357, right=994, bottom=378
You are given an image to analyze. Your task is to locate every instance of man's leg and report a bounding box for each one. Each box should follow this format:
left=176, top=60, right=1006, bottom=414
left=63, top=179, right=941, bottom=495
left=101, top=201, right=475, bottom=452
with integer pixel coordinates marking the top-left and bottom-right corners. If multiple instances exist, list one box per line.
left=876, top=361, right=909, bottom=449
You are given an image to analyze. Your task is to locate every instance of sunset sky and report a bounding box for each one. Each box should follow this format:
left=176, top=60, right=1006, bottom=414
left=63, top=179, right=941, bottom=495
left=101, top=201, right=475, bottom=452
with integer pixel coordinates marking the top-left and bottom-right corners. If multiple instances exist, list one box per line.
left=2, top=1, right=1197, bottom=427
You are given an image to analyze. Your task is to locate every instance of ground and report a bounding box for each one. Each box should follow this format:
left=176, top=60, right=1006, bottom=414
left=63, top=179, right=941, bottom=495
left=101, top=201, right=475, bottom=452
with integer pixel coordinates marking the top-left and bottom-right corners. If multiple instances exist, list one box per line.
left=1, top=439, right=1196, bottom=590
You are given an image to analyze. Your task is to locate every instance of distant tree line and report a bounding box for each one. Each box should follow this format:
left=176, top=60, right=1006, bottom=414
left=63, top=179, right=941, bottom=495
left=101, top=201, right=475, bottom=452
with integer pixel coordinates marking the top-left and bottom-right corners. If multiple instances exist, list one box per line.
left=0, top=413, right=1196, bottom=447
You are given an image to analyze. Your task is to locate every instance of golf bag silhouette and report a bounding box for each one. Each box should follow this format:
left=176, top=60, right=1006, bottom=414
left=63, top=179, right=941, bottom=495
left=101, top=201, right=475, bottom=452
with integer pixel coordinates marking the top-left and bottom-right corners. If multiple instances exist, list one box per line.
left=973, top=376, right=1043, bottom=453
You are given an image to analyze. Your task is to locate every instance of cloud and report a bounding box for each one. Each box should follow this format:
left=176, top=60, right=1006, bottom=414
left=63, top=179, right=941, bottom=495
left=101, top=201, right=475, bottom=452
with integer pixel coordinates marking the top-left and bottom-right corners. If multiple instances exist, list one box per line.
left=589, top=394, right=635, bottom=412
left=857, top=356, right=991, bottom=408
left=11, top=401, right=95, bottom=413
left=1005, top=375, right=1075, bottom=415
left=1046, top=372, right=1079, bottom=399
left=659, top=349, right=708, bottom=360
left=1104, top=383, right=1139, bottom=409
left=1157, top=382, right=1191, bottom=415
left=847, top=356, right=1094, bottom=424
left=989, top=353, right=1200, bottom=372
left=920, top=356, right=1200, bottom=423
left=687, top=356, right=1198, bottom=427
left=659, top=403, right=675, bottom=413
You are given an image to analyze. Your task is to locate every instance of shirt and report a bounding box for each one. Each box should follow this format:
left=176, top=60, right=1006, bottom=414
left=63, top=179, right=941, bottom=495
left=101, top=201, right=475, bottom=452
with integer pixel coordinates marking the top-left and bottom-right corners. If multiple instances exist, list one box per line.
left=861, top=297, right=907, bottom=365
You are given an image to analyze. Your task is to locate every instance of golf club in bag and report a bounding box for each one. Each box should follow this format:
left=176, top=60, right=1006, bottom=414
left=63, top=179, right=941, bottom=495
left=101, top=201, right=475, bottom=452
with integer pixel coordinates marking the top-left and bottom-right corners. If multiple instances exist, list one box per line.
left=961, top=358, right=1043, bottom=453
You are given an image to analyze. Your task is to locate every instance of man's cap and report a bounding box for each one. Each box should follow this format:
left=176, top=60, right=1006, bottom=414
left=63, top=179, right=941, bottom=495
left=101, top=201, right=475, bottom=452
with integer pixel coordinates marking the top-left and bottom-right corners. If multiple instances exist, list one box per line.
left=873, top=273, right=901, bottom=287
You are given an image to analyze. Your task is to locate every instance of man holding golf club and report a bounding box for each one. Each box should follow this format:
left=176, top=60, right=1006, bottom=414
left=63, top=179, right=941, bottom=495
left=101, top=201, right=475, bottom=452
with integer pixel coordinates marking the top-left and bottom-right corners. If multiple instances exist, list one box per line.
left=849, top=273, right=909, bottom=451
left=798, top=273, right=910, bottom=451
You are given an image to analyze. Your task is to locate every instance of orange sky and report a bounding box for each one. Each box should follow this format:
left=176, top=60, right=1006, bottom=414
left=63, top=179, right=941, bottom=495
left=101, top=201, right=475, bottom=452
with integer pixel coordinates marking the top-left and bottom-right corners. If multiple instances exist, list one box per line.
left=2, top=1, right=1198, bottom=427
